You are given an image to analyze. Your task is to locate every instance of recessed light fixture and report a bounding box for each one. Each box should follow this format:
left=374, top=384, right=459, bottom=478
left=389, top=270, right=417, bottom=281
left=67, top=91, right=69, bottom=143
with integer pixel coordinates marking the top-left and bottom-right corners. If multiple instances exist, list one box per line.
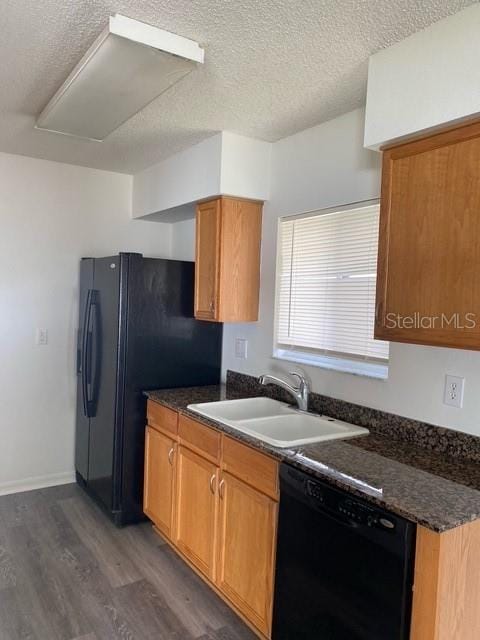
left=35, top=14, right=204, bottom=141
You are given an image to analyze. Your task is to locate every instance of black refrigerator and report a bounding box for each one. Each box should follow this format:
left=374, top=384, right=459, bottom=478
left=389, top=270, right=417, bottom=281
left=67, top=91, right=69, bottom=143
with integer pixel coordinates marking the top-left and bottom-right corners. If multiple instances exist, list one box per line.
left=75, top=253, right=222, bottom=525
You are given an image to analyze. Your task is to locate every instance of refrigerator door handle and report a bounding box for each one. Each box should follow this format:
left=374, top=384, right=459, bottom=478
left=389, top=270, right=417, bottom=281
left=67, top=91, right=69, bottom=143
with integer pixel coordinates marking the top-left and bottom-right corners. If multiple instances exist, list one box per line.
left=87, top=289, right=100, bottom=418
left=81, top=289, right=92, bottom=417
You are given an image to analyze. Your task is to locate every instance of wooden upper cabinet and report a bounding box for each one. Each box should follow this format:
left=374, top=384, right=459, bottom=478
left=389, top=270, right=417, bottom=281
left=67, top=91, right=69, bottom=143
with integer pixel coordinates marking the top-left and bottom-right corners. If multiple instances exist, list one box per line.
left=174, top=445, right=219, bottom=580
left=376, top=120, right=480, bottom=349
left=143, top=426, right=176, bottom=539
left=216, top=472, right=278, bottom=637
left=195, top=199, right=221, bottom=320
left=195, top=196, right=263, bottom=323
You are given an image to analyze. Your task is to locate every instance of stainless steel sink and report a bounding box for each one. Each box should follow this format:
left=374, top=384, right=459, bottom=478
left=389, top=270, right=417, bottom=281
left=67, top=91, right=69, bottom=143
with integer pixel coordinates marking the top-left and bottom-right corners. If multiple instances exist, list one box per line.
left=187, top=397, right=369, bottom=448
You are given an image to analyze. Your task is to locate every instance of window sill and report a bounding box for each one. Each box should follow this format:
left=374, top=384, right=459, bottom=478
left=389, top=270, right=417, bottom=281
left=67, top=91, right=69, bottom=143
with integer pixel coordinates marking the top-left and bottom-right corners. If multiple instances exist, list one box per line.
left=273, top=348, right=389, bottom=380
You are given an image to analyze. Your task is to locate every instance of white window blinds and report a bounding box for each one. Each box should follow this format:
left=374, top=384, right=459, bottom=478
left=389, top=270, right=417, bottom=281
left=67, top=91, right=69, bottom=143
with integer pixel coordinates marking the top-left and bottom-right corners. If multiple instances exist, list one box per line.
left=275, top=203, right=389, bottom=364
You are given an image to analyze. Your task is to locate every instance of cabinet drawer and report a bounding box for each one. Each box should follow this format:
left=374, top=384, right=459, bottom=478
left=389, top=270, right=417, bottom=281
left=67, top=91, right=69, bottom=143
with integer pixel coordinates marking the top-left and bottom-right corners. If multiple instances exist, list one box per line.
left=178, top=414, right=221, bottom=463
left=222, top=436, right=279, bottom=500
left=147, top=400, right=178, bottom=436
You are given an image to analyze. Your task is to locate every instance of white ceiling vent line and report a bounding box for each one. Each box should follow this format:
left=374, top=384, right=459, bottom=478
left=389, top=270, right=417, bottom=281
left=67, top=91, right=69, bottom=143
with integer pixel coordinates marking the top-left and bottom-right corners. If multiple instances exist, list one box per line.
left=35, top=14, right=204, bottom=142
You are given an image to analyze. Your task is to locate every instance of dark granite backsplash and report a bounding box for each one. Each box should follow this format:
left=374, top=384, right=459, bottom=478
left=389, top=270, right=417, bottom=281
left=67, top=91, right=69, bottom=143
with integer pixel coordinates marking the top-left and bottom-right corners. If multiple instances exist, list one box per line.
left=226, top=370, right=480, bottom=463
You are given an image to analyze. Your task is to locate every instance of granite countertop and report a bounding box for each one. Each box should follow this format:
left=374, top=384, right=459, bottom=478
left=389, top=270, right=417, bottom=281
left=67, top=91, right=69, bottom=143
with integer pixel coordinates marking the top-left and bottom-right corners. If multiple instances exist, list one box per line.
left=145, top=384, right=480, bottom=533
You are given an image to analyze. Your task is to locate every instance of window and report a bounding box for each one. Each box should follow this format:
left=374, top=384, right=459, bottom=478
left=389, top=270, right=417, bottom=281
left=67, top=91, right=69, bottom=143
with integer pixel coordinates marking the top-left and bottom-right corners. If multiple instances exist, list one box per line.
left=274, top=201, right=389, bottom=379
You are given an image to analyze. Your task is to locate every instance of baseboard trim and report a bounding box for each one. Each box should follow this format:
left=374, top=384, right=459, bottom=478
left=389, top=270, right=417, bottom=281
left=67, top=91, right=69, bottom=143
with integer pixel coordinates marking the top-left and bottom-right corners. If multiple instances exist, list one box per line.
left=0, top=471, right=76, bottom=496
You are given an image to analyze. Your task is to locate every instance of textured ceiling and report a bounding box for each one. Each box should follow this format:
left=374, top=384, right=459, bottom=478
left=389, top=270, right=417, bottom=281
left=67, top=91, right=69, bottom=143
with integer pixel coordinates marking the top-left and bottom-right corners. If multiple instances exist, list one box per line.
left=0, top=0, right=475, bottom=174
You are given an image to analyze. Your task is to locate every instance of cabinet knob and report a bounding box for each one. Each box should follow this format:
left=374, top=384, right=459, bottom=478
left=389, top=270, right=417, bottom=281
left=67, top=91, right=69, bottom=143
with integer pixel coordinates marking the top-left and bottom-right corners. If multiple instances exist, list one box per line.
left=209, top=301, right=214, bottom=312
left=209, top=473, right=217, bottom=495
left=168, top=447, right=175, bottom=465
left=219, top=479, right=225, bottom=499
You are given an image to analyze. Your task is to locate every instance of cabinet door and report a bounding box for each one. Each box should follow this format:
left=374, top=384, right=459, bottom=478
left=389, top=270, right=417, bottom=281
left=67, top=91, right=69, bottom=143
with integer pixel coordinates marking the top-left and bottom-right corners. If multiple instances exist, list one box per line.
left=216, top=472, right=277, bottom=637
left=217, top=197, right=262, bottom=322
left=174, top=446, right=219, bottom=579
left=195, top=199, right=221, bottom=320
left=143, top=426, right=176, bottom=539
left=376, top=121, right=480, bottom=349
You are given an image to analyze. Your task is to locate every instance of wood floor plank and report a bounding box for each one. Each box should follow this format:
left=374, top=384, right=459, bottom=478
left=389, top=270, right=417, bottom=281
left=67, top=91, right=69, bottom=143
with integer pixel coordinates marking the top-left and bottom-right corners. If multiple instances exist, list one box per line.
left=113, top=578, right=195, bottom=639
left=4, top=524, right=92, bottom=640
left=116, top=525, right=242, bottom=637
left=0, top=529, right=17, bottom=589
left=38, top=483, right=80, bottom=502
left=0, top=490, right=43, bottom=528
left=0, top=586, right=38, bottom=640
left=55, top=502, right=193, bottom=639
left=0, top=484, right=79, bottom=530
left=0, top=484, right=256, bottom=640
left=60, top=495, right=143, bottom=588
left=198, top=632, right=256, bottom=640
left=213, top=624, right=258, bottom=639
left=21, top=492, right=117, bottom=638
left=53, top=540, right=139, bottom=640
left=197, top=626, right=257, bottom=640
left=7, top=496, right=134, bottom=639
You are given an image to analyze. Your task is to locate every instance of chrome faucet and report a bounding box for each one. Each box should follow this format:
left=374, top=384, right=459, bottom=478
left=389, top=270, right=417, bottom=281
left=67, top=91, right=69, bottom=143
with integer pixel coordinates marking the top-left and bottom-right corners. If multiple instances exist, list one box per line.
left=258, top=372, right=310, bottom=411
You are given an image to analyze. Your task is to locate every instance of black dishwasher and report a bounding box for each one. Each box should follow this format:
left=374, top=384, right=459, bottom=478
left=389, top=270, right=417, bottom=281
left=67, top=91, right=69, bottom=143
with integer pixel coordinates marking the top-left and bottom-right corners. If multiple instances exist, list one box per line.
left=272, top=464, right=416, bottom=640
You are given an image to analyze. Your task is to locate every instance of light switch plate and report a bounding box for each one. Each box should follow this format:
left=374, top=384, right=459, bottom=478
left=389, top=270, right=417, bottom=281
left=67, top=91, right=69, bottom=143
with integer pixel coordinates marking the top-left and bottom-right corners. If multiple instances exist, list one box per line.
left=234, top=338, right=248, bottom=359
left=444, top=374, right=464, bottom=408
left=36, top=328, right=48, bottom=345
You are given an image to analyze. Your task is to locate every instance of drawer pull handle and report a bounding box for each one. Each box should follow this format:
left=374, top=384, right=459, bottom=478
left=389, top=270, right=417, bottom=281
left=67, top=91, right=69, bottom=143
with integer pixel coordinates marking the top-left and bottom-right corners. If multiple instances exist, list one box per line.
left=209, top=474, right=217, bottom=495
left=168, top=447, right=175, bottom=465
left=219, top=479, right=225, bottom=500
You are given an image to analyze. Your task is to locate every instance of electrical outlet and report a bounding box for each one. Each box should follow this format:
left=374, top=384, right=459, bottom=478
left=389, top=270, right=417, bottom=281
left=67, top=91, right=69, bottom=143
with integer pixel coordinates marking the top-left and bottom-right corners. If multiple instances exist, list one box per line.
left=443, top=375, right=464, bottom=408
left=234, top=338, right=248, bottom=359
left=36, top=328, right=48, bottom=345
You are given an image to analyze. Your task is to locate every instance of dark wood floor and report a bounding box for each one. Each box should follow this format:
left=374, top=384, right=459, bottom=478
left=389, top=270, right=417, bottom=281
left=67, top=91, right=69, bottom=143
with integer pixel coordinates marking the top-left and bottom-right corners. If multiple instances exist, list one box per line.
left=0, top=483, right=256, bottom=640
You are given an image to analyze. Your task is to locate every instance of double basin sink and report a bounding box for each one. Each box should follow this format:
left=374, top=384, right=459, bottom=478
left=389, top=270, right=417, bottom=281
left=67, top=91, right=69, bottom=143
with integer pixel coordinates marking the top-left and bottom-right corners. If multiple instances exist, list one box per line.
left=187, top=397, right=368, bottom=449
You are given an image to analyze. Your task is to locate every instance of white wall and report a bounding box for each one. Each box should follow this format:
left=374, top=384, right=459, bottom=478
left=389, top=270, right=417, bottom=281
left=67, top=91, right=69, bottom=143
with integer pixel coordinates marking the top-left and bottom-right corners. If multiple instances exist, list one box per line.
left=219, top=132, right=271, bottom=200
left=0, top=152, right=171, bottom=493
left=133, top=132, right=272, bottom=222
left=365, top=3, right=480, bottom=149
left=133, top=134, right=223, bottom=221
left=216, top=108, right=480, bottom=437
left=171, top=218, right=196, bottom=261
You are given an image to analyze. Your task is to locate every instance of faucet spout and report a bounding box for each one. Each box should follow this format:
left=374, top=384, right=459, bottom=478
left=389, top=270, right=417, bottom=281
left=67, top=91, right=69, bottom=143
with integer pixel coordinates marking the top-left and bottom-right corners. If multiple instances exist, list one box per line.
left=258, top=372, right=309, bottom=411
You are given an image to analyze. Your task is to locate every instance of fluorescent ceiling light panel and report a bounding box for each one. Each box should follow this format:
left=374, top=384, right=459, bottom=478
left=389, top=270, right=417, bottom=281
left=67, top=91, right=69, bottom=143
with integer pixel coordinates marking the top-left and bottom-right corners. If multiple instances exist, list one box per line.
left=36, top=14, right=204, bottom=141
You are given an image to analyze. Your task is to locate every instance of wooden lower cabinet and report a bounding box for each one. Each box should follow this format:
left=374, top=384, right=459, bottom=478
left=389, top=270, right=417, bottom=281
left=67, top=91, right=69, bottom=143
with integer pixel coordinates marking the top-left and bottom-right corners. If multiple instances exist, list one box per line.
left=143, top=426, right=176, bottom=540
left=410, top=521, right=480, bottom=640
left=216, top=472, right=277, bottom=637
left=174, top=445, right=219, bottom=581
left=144, top=401, right=480, bottom=640
left=144, top=401, right=278, bottom=638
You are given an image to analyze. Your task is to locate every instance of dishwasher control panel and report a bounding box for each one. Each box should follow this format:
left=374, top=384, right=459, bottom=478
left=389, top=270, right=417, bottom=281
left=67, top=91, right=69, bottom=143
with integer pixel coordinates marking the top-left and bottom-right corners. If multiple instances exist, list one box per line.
left=306, top=477, right=396, bottom=531
left=339, top=498, right=396, bottom=530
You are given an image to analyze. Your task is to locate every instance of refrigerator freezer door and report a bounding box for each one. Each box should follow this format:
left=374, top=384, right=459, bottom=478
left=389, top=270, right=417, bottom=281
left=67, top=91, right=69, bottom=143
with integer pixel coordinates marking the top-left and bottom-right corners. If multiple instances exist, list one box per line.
left=119, top=256, right=223, bottom=524
left=86, top=257, right=121, bottom=512
left=75, top=254, right=222, bottom=526
left=75, top=258, right=94, bottom=481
